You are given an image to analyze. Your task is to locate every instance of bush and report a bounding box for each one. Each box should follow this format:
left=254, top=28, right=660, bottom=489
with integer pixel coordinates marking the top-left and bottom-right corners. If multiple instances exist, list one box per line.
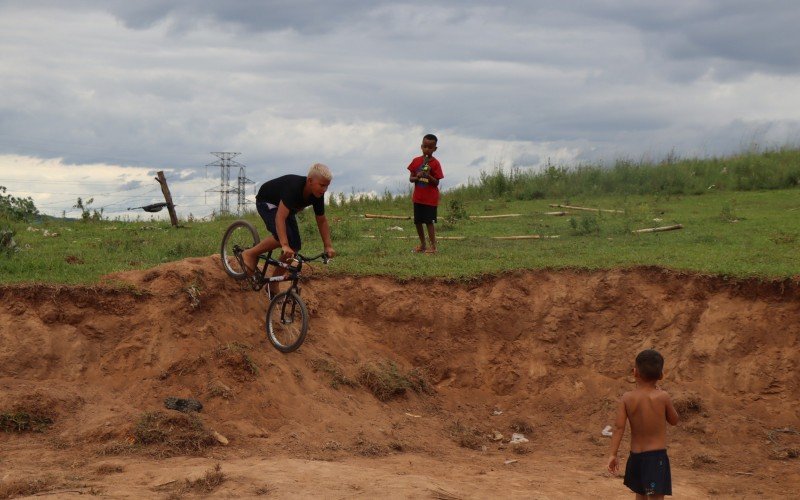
left=0, top=186, right=38, bottom=221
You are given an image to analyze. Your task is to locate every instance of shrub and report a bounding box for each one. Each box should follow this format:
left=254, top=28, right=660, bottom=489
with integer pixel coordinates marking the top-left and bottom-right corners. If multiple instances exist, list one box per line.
left=0, top=186, right=38, bottom=221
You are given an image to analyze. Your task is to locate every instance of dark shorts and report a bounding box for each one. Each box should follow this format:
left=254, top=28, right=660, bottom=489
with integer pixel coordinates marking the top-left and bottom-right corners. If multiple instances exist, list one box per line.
left=256, top=202, right=302, bottom=251
left=413, top=203, right=437, bottom=224
left=624, top=449, right=672, bottom=496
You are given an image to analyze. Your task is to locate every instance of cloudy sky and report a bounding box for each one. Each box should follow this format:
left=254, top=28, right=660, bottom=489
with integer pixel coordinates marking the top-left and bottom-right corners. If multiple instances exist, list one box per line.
left=1, top=0, right=799, bottom=219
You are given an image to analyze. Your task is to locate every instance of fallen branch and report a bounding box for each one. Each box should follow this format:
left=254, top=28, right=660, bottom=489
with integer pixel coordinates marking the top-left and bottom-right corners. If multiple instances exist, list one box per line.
left=468, top=214, right=522, bottom=219
left=549, top=204, right=623, bottom=214
left=632, top=224, right=684, bottom=234
left=544, top=211, right=569, bottom=216
left=491, top=235, right=560, bottom=240
left=361, top=235, right=465, bottom=240
left=364, top=214, right=411, bottom=220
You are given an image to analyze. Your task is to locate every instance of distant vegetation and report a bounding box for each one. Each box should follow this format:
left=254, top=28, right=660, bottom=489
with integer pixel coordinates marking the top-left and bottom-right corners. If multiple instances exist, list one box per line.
left=1, top=148, right=798, bottom=283
left=0, top=186, right=39, bottom=221
left=443, top=146, right=800, bottom=200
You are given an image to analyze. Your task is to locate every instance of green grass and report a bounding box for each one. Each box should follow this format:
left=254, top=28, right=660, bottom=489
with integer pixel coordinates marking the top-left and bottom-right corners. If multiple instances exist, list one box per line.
left=2, top=147, right=800, bottom=283
left=330, top=189, right=800, bottom=278
left=1, top=188, right=798, bottom=283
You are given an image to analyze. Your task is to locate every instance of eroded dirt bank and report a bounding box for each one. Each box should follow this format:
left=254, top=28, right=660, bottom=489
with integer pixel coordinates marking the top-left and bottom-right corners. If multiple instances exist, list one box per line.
left=1, top=257, right=798, bottom=498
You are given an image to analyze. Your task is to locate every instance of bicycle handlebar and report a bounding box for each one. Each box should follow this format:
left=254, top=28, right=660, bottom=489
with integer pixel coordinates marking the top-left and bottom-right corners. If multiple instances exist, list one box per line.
left=297, top=252, right=331, bottom=264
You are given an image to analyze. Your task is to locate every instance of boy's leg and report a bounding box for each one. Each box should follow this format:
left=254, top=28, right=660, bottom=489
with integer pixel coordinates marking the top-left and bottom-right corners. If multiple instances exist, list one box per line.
left=426, top=222, right=436, bottom=252
left=269, top=214, right=302, bottom=297
left=242, top=236, right=280, bottom=275
left=414, top=223, right=426, bottom=251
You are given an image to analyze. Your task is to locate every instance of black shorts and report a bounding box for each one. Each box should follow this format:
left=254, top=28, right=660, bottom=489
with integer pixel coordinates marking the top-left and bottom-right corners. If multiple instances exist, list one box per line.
left=256, top=202, right=302, bottom=251
left=413, top=203, right=437, bottom=224
left=624, top=449, right=672, bottom=496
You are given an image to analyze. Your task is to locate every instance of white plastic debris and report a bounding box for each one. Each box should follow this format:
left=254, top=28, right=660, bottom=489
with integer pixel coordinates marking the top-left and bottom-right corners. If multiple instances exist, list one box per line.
left=387, top=226, right=404, bottom=231
left=601, top=425, right=613, bottom=437
left=510, top=433, right=529, bottom=444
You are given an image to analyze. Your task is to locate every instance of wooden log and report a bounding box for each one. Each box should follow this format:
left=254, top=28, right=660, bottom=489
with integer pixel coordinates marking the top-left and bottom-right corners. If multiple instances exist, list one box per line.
left=468, top=214, right=522, bottom=219
left=361, top=235, right=465, bottom=240
left=491, top=235, right=560, bottom=240
left=544, top=211, right=569, bottom=216
left=364, top=214, right=411, bottom=220
left=549, top=204, right=623, bottom=214
left=632, top=224, right=683, bottom=233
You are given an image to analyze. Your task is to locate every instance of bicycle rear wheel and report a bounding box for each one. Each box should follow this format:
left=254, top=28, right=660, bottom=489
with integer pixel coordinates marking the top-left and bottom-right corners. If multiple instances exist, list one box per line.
left=266, top=290, right=308, bottom=353
left=220, top=220, right=260, bottom=279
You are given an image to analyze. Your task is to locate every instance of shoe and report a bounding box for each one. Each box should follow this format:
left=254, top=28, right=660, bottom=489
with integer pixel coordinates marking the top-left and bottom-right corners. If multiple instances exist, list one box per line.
left=413, top=245, right=426, bottom=253
left=164, top=397, right=203, bottom=413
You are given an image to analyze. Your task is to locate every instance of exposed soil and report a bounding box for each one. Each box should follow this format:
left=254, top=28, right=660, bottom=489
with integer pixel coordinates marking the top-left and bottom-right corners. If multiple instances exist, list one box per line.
left=1, top=257, right=798, bottom=498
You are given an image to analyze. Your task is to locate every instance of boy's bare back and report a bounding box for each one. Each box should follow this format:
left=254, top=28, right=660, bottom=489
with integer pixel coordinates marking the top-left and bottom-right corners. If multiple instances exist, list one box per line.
left=622, top=386, right=679, bottom=453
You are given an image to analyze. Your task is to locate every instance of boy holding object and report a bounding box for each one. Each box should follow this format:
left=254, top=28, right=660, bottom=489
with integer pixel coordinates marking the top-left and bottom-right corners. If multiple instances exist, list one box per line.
left=407, top=133, right=444, bottom=253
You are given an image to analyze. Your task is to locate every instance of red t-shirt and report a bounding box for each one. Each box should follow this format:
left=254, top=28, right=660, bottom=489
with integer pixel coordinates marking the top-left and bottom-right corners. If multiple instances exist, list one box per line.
left=407, top=156, right=444, bottom=206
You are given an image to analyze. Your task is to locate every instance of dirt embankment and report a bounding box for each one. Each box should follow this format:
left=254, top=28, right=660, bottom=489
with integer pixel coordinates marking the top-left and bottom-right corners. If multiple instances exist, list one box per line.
left=1, top=257, right=798, bottom=498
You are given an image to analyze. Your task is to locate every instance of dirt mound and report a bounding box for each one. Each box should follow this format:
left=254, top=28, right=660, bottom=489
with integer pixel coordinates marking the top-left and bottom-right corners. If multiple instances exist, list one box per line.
left=1, top=257, right=798, bottom=498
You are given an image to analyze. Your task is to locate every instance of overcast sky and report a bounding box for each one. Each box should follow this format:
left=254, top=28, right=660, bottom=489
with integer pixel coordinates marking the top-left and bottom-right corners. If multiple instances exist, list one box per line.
left=2, top=0, right=799, bottom=219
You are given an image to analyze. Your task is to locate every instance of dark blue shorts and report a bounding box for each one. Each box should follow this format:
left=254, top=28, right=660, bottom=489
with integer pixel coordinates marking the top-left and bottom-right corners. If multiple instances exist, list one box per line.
left=624, top=449, right=672, bottom=496
left=256, top=202, right=302, bottom=251
left=413, top=203, right=437, bottom=224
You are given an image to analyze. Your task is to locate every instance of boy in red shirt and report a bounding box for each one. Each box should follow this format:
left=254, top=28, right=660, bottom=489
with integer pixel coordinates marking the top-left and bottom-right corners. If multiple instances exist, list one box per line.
left=407, top=134, right=444, bottom=253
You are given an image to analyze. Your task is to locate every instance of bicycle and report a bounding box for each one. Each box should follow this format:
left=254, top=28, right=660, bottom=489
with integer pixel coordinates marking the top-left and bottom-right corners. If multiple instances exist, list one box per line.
left=220, top=220, right=330, bottom=353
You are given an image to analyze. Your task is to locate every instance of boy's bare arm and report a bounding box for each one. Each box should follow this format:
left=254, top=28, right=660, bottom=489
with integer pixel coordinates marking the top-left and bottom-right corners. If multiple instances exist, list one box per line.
left=606, top=398, right=628, bottom=475
left=664, top=393, right=679, bottom=426
left=315, top=214, right=335, bottom=257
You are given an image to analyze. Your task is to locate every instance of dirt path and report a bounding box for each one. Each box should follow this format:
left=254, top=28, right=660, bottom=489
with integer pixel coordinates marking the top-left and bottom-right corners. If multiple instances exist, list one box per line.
left=1, top=257, right=798, bottom=498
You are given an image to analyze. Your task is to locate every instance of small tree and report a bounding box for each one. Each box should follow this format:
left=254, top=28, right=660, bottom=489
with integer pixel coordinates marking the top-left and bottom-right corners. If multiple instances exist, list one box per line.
left=73, top=197, right=104, bottom=222
left=0, top=186, right=39, bottom=221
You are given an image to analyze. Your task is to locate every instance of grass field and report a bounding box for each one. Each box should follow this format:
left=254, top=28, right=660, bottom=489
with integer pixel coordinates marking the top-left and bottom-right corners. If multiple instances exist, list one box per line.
left=2, top=187, right=798, bottom=284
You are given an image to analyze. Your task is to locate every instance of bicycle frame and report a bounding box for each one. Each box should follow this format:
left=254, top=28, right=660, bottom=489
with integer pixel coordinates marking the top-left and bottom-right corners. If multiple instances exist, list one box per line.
left=242, top=249, right=328, bottom=294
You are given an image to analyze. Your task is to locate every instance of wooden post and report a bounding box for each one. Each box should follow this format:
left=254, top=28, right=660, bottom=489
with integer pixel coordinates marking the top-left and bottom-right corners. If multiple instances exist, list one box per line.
left=155, top=171, right=179, bottom=227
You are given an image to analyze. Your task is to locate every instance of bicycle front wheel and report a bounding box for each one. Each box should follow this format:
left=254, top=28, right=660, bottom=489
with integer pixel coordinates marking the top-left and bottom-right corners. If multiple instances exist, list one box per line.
left=220, top=220, right=260, bottom=279
left=266, top=290, right=309, bottom=353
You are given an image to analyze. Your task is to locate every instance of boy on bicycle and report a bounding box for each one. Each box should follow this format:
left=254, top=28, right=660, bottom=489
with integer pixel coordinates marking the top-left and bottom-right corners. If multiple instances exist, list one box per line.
left=242, top=163, right=336, bottom=294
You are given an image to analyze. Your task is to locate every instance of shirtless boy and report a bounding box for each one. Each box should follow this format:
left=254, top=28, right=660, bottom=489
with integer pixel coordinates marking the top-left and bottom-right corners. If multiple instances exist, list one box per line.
left=607, top=349, right=680, bottom=499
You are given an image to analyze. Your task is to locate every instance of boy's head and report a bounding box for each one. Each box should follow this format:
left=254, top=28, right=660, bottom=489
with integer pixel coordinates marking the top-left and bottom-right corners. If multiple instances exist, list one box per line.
left=635, top=349, right=664, bottom=381
left=307, top=163, right=332, bottom=198
left=421, top=134, right=438, bottom=158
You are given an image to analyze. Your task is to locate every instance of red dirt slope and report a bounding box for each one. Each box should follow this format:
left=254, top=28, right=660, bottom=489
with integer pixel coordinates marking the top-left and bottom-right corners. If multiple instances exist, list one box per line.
left=0, top=257, right=798, bottom=498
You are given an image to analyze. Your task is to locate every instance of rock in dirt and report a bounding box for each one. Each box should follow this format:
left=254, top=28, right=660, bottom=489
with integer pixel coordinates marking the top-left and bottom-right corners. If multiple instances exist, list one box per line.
left=164, top=397, right=203, bottom=413
left=510, top=433, right=529, bottom=444
left=211, top=430, right=229, bottom=445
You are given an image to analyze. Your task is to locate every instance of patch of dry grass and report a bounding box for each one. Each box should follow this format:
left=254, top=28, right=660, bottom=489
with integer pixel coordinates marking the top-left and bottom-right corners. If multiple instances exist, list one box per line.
left=310, top=358, right=358, bottom=389
left=155, top=463, right=226, bottom=499
left=357, top=360, right=434, bottom=401
left=446, top=420, right=484, bottom=451
left=0, top=477, right=56, bottom=499
left=215, top=342, right=258, bottom=381
left=133, top=411, right=217, bottom=457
